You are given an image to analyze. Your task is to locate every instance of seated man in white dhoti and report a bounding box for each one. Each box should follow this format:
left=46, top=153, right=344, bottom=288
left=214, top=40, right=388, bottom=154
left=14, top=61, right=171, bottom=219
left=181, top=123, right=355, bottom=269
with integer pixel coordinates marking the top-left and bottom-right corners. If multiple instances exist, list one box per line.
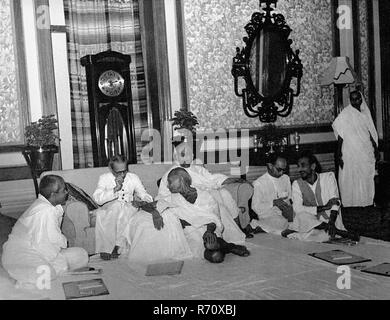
left=250, top=153, right=296, bottom=235
left=288, top=152, right=359, bottom=242
left=126, top=168, right=250, bottom=264
left=1, top=175, right=88, bottom=288
left=157, top=148, right=251, bottom=241
left=93, top=155, right=153, bottom=260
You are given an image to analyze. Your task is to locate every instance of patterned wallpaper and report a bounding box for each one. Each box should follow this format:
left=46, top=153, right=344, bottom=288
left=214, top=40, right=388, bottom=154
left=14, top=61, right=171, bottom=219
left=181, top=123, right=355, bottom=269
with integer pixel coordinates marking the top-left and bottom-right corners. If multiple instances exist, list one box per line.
left=183, top=0, right=334, bottom=130
left=0, top=0, right=22, bottom=144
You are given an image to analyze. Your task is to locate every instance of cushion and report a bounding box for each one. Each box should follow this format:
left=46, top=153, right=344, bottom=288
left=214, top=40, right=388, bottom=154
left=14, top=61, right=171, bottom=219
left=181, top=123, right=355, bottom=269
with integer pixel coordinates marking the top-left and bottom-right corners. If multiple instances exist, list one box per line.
left=65, top=182, right=100, bottom=211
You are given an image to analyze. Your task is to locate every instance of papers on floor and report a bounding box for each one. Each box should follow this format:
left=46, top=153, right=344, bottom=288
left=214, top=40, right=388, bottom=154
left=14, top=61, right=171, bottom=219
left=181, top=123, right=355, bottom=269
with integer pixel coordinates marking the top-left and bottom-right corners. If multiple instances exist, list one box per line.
left=62, top=278, right=109, bottom=299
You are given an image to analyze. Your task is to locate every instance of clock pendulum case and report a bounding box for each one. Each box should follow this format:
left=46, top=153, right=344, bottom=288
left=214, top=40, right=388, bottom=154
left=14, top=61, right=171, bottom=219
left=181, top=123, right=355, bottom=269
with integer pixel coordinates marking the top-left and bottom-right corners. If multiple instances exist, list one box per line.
left=81, top=50, right=137, bottom=167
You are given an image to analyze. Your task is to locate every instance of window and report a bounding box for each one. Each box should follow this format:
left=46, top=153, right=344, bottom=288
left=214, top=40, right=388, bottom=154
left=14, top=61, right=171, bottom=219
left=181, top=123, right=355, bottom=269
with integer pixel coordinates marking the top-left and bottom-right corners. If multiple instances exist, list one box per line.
left=0, top=0, right=29, bottom=151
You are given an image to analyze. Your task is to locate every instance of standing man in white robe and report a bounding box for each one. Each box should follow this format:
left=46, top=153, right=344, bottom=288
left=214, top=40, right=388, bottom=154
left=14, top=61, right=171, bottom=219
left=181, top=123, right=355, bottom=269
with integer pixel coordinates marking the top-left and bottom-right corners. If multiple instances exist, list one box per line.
left=289, top=152, right=357, bottom=242
left=251, top=153, right=296, bottom=235
left=93, top=155, right=153, bottom=260
left=2, top=175, right=88, bottom=287
left=333, top=90, right=379, bottom=207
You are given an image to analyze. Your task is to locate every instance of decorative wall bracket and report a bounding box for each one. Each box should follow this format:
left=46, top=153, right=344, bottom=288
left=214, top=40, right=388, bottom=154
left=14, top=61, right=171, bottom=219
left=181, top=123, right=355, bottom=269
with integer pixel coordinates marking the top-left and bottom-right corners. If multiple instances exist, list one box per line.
left=232, top=0, right=303, bottom=123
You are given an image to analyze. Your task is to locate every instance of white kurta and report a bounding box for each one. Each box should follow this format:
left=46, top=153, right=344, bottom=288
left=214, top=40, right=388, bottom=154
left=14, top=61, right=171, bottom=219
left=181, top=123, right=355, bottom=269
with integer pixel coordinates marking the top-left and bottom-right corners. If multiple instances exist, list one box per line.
left=250, top=173, right=294, bottom=234
left=333, top=103, right=378, bottom=207
left=126, top=189, right=223, bottom=263
left=291, top=172, right=345, bottom=242
left=1, top=196, right=88, bottom=286
left=157, top=164, right=245, bottom=244
left=93, top=172, right=153, bottom=254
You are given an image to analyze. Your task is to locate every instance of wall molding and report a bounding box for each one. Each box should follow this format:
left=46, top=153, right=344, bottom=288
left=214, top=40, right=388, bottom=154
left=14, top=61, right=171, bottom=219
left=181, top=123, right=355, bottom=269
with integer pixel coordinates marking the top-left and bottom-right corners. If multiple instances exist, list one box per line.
left=0, top=179, right=36, bottom=218
left=0, top=166, right=31, bottom=182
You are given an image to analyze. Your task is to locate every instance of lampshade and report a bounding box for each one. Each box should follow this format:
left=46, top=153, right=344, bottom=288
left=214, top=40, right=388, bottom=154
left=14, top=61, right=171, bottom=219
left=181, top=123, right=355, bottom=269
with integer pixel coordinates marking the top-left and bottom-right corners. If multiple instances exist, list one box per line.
left=319, top=56, right=357, bottom=86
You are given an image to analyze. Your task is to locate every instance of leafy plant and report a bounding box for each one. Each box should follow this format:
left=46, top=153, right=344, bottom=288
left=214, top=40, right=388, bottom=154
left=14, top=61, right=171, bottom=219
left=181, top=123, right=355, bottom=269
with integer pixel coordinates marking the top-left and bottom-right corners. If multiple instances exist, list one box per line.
left=24, top=114, right=60, bottom=148
left=170, top=109, right=199, bottom=134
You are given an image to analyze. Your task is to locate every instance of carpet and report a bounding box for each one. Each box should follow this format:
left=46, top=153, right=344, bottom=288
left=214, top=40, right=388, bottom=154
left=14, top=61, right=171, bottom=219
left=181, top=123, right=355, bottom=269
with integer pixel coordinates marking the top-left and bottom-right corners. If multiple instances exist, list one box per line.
left=1, top=233, right=389, bottom=300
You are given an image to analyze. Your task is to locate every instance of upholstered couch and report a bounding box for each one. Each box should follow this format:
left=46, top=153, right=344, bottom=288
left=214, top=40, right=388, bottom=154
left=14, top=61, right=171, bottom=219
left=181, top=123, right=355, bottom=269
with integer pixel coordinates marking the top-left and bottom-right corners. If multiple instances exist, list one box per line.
left=42, top=163, right=250, bottom=255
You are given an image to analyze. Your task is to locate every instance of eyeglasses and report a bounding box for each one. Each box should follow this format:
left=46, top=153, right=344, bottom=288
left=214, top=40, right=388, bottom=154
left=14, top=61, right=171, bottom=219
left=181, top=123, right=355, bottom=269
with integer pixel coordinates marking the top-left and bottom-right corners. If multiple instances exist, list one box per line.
left=274, top=167, right=286, bottom=173
left=113, top=169, right=128, bottom=175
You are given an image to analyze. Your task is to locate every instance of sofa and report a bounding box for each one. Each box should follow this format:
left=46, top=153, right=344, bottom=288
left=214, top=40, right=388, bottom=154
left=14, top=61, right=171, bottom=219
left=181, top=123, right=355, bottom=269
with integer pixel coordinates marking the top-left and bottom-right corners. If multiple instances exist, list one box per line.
left=41, top=163, right=252, bottom=255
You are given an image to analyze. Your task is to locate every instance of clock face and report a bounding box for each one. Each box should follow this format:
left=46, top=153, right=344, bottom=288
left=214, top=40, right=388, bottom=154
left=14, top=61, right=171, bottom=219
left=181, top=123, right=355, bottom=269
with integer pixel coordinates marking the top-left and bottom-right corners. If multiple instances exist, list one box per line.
left=98, top=70, right=125, bottom=97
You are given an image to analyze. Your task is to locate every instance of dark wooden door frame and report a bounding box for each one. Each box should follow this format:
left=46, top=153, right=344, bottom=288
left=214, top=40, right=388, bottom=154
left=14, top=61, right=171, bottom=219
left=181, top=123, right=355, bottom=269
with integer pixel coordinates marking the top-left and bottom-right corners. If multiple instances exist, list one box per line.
left=379, top=0, right=390, bottom=161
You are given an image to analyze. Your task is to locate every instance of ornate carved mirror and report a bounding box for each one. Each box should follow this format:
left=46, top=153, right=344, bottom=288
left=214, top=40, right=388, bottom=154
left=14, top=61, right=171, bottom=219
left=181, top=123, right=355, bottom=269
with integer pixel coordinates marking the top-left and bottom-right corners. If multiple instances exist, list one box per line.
left=232, top=0, right=303, bottom=123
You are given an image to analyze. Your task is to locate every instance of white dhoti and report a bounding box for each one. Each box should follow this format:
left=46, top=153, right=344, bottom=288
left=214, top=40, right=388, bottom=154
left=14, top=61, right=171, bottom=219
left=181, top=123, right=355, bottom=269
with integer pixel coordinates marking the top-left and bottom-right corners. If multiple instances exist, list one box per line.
left=250, top=209, right=291, bottom=235
left=95, top=202, right=138, bottom=254
left=292, top=172, right=345, bottom=242
left=251, top=173, right=294, bottom=235
left=1, top=195, right=88, bottom=287
left=126, top=210, right=193, bottom=263
left=209, top=189, right=246, bottom=244
left=2, top=240, right=88, bottom=286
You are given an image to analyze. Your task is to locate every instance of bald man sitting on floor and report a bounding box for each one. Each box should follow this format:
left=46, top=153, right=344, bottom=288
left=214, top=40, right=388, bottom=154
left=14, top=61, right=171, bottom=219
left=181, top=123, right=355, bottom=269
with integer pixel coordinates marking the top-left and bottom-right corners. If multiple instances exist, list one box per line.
left=1, top=175, right=88, bottom=288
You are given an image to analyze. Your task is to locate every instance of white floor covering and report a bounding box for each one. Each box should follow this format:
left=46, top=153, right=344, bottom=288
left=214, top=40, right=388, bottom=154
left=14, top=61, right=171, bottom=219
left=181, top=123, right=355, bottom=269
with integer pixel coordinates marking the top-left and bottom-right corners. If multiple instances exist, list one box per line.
left=1, top=234, right=390, bottom=300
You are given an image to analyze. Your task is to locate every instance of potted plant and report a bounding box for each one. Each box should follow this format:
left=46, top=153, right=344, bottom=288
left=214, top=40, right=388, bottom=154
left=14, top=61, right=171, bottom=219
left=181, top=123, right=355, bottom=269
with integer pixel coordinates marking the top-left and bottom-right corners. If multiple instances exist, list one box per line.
left=23, top=114, right=60, bottom=178
left=170, top=109, right=199, bottom=147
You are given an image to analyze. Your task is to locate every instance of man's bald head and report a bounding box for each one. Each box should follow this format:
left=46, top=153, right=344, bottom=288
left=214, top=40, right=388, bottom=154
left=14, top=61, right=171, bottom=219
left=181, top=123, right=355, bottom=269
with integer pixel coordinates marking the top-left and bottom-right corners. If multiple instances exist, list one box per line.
left=167, top=167, right=194, bottom=195
left=39, top=175, right=65, bottom=200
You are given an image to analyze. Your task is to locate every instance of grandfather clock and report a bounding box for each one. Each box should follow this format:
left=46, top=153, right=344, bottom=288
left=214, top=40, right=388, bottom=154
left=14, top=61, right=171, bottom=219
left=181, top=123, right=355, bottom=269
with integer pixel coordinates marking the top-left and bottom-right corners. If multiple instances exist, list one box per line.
left=81, top=50, right=137, bottom=167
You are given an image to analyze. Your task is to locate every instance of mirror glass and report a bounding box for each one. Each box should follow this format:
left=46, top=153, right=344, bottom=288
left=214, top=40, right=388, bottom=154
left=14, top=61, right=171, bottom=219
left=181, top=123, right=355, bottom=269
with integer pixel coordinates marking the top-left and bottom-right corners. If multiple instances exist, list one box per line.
left=249, top=29, right=288, bottom=97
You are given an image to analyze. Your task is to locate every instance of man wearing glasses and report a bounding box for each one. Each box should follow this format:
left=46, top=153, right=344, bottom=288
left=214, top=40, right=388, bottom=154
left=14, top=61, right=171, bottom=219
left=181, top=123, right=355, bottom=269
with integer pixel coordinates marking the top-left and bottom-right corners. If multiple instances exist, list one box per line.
left=93, top=155, right=154, bottom=260
left=250, top=153, right=296, bottom=235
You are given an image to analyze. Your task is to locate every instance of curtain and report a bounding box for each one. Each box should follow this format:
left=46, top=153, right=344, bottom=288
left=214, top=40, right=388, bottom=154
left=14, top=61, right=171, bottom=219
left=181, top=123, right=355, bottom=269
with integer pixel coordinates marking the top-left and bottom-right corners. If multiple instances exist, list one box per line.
left=64, top=0, right=148, bottom=168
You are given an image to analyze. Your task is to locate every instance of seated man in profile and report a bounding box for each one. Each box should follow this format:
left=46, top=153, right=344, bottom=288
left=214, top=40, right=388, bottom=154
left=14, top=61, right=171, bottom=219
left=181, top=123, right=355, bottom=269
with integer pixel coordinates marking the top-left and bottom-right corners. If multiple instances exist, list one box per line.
left=2, top=175, right=89, bottom=288
left=93, top=154, right=153, bottom=260
left=250, top=153, right=297, bottom=235
left=288, top=151, right=358, bottom=242
left=157, top=145, right=253, bottom=241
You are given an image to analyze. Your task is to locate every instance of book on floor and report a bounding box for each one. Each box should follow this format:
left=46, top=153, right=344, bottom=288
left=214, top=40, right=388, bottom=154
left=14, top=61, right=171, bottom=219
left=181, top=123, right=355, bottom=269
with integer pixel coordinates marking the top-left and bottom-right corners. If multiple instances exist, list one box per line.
left=323, top=237, right=358, bottom=246
left=309, top=249, right=371, bottom=265
left=361, top=263, right=390, bottom=277
left=62, top=278, right=109, bottom=299
left=65, top=267, right=103, bottom=276
left=65, top=267, right=102, bottom=276
left=145, top=260, right=184, bottom=276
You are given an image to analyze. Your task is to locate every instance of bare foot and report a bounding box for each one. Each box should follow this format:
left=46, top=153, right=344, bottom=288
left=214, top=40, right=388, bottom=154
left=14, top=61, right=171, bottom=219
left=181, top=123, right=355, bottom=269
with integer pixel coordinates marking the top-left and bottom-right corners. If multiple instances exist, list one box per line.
left=281, top=229, right=297, bottom=238
left=203, top=232, right=220, bottom=251
left=100, top=252, right=111, bottom=260
left=111, top=246, right=120, bottom=259
left=253, top=226, right=266, bottom=234
left=230, top=244, right=250, bottom=257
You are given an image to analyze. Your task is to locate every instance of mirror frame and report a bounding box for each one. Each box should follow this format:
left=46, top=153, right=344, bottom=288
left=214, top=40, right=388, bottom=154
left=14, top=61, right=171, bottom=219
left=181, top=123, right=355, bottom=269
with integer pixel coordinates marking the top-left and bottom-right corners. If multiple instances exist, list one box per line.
left=232, top=1, right=303, bottom=123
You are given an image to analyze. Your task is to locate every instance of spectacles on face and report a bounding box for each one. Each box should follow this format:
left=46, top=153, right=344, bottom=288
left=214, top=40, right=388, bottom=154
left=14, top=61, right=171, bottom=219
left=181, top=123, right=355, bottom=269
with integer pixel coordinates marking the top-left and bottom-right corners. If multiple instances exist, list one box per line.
left=113, top=169, right=127, bottom=175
